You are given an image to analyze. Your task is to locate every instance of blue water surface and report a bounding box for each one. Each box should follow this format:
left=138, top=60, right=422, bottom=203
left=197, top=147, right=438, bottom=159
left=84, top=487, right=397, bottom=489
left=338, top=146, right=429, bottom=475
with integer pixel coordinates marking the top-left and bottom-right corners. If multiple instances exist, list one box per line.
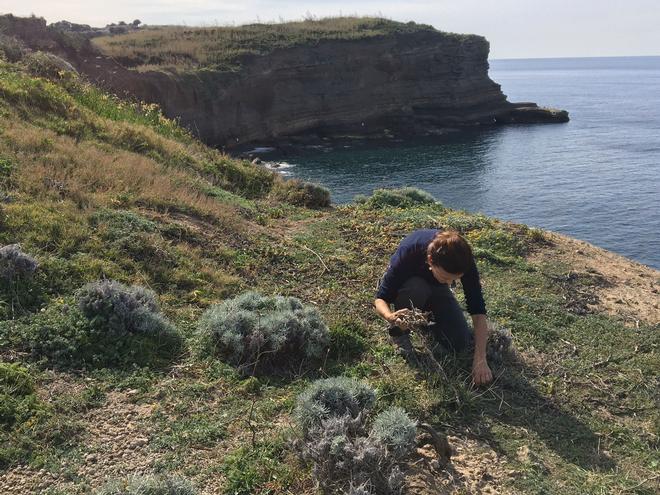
left=270, top=57, right=660, bottom=269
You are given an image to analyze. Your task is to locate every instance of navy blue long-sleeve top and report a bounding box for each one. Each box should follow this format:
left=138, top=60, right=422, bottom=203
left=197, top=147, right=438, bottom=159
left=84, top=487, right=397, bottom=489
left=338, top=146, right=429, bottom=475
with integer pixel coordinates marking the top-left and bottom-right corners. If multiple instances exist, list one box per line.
left=376, top=229, right=487, bottom=315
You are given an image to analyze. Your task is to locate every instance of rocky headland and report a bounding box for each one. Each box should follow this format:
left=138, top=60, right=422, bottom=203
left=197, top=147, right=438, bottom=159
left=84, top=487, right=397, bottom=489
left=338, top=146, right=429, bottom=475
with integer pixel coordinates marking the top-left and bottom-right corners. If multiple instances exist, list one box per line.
left=1, top=15, right=568, bottom=149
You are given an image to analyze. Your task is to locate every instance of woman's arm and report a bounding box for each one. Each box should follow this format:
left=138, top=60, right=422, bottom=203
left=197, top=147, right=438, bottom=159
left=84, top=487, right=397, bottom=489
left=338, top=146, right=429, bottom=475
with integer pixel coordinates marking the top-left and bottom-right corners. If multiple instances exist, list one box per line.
left=471, top=314, right=493, bottom=385
left=374, top=298, right=411, bottom=325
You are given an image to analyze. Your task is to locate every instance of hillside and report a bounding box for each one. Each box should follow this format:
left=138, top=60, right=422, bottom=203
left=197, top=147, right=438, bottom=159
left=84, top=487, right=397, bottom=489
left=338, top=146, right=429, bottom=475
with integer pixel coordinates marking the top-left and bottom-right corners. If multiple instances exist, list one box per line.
left=0, top=46, right=658, bottom=495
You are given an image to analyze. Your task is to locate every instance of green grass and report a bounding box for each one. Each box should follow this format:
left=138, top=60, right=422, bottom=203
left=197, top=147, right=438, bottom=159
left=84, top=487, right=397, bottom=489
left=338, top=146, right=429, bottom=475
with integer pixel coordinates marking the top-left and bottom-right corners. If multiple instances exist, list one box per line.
left=91, top=17, right=465, bottom=73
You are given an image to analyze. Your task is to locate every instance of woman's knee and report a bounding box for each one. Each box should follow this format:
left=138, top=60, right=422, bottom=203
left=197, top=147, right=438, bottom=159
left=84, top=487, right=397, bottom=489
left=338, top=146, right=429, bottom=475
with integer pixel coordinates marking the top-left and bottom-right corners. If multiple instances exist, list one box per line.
left=394, top=276, right=432, bottom=310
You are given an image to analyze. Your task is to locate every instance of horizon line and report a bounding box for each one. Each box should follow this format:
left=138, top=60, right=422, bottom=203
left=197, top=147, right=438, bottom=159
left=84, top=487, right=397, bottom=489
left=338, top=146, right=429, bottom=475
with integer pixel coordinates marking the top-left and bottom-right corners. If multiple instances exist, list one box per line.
left=490, top=54, right=660, bottom=61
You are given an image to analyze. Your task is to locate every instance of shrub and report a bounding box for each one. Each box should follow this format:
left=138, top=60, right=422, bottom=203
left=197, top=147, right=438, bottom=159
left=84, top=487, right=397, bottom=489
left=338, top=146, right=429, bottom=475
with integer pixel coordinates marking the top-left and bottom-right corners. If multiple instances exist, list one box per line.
left=0, top=244, right=41, bottom=318
left=294, top=377, right=376, bottom=434
left=76, top=280, right=175, bottom=337
left=24, top=51, right=78, bottom=80
left=95, top=475, right=197, bottom=495
left=272, top=178, right=331, bottom=208
left=196, top=291, right=329, bottom=375
left=369, top=407, right=417, bottom=457
left=355, top=187, right=436, bottom=209
left=0, top=300, right=181, bottom=369
left=0, top=244, right=39, bottom=282
left=0, top=34, right=26, bottom=63
left=294, top=379, right=420, bottom=494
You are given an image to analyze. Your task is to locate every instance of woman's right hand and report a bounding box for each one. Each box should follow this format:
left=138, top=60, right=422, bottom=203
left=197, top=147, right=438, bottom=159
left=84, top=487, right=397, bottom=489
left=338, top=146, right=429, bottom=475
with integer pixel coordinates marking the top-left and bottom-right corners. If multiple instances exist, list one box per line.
left=386, top=308, right=413, bottom=325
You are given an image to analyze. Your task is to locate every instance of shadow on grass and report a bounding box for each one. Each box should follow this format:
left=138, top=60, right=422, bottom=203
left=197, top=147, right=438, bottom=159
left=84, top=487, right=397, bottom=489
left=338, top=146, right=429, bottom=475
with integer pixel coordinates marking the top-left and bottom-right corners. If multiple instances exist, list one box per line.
left=411, top=348, right=615, bottom=472
left=478, top=361, right=615, bottom=471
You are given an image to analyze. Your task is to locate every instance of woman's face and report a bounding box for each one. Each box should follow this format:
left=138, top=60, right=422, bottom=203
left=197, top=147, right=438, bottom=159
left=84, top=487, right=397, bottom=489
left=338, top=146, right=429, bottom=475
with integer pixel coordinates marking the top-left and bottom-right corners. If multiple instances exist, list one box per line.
left=428, top=261, right=463, bottom=284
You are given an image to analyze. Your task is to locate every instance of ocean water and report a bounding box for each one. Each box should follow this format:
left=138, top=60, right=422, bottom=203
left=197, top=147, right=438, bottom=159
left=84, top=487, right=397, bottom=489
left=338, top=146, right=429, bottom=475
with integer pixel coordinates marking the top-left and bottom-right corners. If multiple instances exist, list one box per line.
left=263, top=56, right=660, bottom=269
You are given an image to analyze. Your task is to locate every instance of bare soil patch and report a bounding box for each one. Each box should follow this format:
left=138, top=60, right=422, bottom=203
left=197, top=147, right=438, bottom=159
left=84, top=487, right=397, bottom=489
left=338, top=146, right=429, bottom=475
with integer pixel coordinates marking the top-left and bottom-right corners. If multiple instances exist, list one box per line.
left=405, top=434, right=511, bottom=494
left=528, top=232, right=660, bottom=326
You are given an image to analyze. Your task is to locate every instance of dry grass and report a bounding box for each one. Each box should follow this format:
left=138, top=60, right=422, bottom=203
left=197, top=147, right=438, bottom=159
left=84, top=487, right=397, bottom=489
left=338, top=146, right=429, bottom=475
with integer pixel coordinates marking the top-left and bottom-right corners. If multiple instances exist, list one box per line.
left=91, top=16, right=447, bottom=72
left=1, top=122, right=243, bottom=228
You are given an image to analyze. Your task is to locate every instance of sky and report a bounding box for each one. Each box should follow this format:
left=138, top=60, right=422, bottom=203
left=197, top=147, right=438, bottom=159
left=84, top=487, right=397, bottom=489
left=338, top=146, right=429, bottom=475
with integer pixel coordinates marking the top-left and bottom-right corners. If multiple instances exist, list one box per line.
left=3, top=1, right=660, bottom=59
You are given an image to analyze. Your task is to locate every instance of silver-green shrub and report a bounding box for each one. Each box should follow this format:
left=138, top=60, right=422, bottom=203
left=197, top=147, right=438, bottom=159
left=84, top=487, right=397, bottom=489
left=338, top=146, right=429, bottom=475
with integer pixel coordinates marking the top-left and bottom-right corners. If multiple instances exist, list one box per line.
left=95, top=474, right=196, bottom=495
left=294, top=377, right=376, bottom=434
left=294, top=379, right=415, bottom=494
left=0, top=244, right=38, bottom=282
left=369, top=407, right=417, bottom=457
left=76, top=280, right=175, bottom=336
left=196, top=291, right=329, bottom=374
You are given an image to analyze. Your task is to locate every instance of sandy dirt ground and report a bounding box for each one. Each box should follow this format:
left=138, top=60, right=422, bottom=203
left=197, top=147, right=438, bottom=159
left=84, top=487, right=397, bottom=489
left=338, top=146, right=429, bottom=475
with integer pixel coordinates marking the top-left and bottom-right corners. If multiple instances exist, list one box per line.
left=528, top=232, right=659, bottom=326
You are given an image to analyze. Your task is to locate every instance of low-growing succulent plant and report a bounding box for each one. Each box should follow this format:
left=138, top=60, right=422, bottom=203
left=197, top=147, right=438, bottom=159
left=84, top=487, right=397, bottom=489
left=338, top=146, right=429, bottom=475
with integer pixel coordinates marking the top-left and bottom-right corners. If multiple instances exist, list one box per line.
left=76, top=279, right=175, bottom=336
left=196, top=291, right=329, bottom=375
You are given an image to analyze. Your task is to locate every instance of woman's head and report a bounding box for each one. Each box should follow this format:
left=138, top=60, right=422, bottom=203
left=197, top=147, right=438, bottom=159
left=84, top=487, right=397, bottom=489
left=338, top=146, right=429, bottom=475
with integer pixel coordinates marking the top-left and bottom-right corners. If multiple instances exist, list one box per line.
left=426, top=230, right=474, bottom=283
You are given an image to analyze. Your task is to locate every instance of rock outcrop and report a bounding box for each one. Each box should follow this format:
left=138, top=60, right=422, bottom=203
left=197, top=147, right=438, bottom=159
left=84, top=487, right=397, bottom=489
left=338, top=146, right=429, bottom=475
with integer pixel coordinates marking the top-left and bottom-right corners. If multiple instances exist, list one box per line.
left=1, top=15, right=569, bottom=148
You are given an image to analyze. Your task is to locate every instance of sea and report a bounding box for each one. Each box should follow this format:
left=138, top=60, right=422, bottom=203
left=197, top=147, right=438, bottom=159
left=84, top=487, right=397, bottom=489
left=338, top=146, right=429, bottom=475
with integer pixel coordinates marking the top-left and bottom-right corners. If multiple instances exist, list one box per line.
left=257, top=56, right=660, bottom=269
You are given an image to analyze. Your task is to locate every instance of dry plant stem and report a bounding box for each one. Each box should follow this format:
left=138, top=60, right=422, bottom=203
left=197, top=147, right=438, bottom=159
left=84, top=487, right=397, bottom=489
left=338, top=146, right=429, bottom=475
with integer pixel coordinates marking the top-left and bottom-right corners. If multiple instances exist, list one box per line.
left=300, top=244, right=329, bottom=274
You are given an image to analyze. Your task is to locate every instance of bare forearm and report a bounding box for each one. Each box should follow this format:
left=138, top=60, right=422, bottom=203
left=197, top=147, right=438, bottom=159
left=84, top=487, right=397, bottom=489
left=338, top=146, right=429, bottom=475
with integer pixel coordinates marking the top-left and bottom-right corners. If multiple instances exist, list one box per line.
left=471, top=314, right=489, bottom=362
left=374, top=298, right=394, bottom=322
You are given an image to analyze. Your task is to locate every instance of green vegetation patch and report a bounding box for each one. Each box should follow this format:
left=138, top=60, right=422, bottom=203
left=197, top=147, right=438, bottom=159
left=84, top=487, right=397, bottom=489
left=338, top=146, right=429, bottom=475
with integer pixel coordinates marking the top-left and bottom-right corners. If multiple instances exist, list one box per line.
left=96, top=475, right=197, bottom=495
left=0, top=363, right=82, bottom=468
left=355, top=186, right=438, bottom=209
left=92, top=17, right=448, bottom=73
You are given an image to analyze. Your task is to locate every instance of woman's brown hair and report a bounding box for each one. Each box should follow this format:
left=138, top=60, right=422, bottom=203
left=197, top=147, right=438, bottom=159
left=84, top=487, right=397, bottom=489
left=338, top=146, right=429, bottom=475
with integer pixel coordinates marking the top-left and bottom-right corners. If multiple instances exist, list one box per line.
left=426, top=230, right=474, bottom=275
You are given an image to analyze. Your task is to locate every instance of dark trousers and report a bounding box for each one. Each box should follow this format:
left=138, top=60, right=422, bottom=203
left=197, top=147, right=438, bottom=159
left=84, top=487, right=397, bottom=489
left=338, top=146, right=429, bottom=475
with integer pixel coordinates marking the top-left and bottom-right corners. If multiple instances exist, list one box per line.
left=394, top=276, right=473, bottom=352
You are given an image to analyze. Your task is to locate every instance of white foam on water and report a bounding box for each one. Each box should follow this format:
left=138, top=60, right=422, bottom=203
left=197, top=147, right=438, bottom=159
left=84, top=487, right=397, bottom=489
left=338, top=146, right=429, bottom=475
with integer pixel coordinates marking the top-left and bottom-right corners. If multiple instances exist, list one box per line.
left=247, top=147, right=276, bottom=154
left=265, top=161, right=295, bottom=176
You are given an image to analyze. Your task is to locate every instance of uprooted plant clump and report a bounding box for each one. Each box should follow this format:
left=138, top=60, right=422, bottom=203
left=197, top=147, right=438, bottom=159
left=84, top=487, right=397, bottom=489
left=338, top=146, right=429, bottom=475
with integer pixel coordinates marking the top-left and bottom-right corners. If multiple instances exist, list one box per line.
left=196, top=291, right=330, bottom=375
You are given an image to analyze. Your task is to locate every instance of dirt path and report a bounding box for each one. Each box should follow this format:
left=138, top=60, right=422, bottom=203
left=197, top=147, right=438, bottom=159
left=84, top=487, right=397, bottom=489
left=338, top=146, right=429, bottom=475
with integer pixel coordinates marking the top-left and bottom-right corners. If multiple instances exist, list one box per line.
left=528, top=232, right=660, bottom=326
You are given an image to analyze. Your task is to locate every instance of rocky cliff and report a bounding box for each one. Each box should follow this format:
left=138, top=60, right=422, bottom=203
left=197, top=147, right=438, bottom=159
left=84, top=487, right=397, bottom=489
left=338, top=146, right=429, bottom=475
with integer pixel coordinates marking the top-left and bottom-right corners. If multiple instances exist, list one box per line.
left=1, top=15, right=568, bottom=148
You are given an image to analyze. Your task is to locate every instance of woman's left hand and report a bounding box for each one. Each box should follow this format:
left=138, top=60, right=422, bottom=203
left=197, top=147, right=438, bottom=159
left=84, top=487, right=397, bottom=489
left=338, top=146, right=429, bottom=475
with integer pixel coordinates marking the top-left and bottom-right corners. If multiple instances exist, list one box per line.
left=472, top=359, right=493, bottom=386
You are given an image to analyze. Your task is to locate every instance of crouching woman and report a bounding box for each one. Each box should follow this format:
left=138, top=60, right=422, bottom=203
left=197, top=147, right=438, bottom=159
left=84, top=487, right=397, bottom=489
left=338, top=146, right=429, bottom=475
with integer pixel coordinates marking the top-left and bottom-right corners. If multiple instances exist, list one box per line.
left=373, top=229, right=493, bottom=385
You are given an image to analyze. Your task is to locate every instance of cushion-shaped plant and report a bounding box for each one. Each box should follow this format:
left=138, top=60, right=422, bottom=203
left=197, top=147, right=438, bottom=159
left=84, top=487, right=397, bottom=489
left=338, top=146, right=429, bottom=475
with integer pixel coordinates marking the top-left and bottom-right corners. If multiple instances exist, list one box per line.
left=370, top=407, right=417, bottom=456
left=76, top=280, right=175, bottom=337
left=294, top=377, right=376, bottom=434
left=196, top=291, right=329, bottom=375
left=0, top=244, right=38, bottom=282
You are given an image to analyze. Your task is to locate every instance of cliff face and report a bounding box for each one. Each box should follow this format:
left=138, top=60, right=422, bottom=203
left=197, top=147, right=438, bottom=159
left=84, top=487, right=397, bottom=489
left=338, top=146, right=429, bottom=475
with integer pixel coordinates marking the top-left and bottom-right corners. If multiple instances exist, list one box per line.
left=3, top=16, right=568, bottom=148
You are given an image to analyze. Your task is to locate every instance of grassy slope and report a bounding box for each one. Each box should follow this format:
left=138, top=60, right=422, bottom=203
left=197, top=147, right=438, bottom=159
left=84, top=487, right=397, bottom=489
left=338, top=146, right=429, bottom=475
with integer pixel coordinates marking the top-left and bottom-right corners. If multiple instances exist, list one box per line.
left=90, top=17, right=459, bottom=73
left=0, top=60, right=658, bottom=495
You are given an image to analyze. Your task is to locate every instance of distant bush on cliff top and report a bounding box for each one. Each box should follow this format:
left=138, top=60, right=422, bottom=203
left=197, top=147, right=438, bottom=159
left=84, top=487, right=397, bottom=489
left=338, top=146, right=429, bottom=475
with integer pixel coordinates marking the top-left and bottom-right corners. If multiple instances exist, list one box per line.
left=91, top=17, right=466, bottom=73
left=272, top=178, right=330, bottom=208
left=355, top=187, right=438, bottom=209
